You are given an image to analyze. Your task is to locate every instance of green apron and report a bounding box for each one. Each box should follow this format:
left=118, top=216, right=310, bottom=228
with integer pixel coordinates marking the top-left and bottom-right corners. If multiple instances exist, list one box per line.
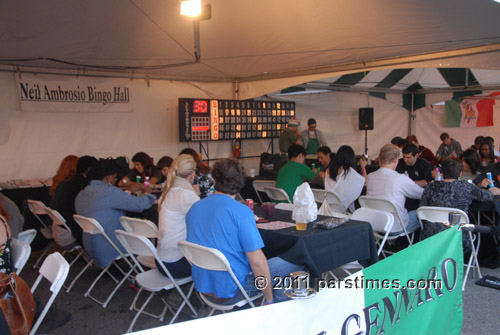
left=306, top=130, right=320, bottom=155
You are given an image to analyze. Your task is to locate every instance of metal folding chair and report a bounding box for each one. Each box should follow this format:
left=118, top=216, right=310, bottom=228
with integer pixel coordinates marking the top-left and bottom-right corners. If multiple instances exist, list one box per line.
left=73, top=214, right=135, bottom=308
left=416, top=206, right=480, bottom=290
left=252, top=180, right=276, bottom=204
left=115, top=230, right=196, bottom=333
left=26, top=200, right=55, bottom=268
left=178, top=240, right=263, bottom=316
left=30, top=252, right=70, bottom=335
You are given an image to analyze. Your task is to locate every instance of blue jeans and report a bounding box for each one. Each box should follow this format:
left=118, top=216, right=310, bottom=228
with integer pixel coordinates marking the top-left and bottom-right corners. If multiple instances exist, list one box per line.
left=206, top=257, right=305, bottom=305
left=389, top=210, right=420, bottom=236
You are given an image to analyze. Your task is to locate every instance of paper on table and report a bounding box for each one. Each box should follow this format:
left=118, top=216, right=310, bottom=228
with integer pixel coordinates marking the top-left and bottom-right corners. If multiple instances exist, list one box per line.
left=256, top=221, right=296, bottom=230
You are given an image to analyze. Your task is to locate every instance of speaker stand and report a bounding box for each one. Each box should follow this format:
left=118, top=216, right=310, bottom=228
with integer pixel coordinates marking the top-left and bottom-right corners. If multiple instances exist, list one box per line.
left=364, top=129, right=368, bottom=155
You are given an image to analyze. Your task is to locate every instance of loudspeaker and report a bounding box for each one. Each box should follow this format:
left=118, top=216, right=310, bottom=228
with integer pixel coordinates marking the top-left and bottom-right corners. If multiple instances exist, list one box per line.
left=359, top=108, right=374, bottom=130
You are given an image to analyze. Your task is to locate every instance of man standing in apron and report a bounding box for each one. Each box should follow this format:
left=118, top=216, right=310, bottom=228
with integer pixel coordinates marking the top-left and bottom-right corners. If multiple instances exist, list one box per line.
left=301, top=118, right=327, bottom=156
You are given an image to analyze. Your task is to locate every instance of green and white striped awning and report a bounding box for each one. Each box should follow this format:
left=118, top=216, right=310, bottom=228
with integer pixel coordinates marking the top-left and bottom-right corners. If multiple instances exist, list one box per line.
left=278, top=68, right=500, bottom=110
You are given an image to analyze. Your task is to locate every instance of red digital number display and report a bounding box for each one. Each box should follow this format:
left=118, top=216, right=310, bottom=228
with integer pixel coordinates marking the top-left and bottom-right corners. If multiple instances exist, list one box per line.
left=193, top=100, right=208, bottom=113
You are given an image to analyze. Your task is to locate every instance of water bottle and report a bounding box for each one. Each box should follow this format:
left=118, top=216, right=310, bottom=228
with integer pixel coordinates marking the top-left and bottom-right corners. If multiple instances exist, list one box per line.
left=144, top=176, right=150, bottom=188
left=486, top=172, right=495, bottom=188
left=435, top=168, right=443, bottom=181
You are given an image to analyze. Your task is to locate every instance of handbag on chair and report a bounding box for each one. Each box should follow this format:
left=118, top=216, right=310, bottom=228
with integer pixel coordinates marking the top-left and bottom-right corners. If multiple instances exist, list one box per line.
left=0, top=272, right=36, bottom=335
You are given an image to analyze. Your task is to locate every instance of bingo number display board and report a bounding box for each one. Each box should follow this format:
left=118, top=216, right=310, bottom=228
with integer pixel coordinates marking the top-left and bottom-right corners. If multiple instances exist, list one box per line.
left=179, top=98, right=295, bottom=142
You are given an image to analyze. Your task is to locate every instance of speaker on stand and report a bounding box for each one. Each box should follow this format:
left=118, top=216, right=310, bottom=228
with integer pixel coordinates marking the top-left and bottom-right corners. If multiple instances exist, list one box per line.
left=359, top=108, right=374, bottom=155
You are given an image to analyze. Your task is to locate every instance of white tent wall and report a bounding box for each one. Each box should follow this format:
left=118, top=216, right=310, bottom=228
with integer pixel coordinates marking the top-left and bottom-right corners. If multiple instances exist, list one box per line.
left=0, top=72, right=247, bottom=181
left=265, top=92, right=408, bottom=160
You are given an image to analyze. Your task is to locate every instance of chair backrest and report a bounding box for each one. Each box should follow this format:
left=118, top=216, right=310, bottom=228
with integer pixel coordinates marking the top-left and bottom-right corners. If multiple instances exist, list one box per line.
left=46, top=208, right=77, bottom=248
left=119, top=216, right=159, bottom=239
left=264, top=187, right=291, bottom=203
left=351, top=207, right=394, bottom=234
left=311, top=188, right=346, bottom=213
left=27, top=200, right=50, bottom=229
left=115, top=230, right=157, bottom=274
left=178, top=240, right=231, bottom=272
left=27, top=200, right=48, bottom=215
left=45, top=208, right=72, bottom=232
left=417, top=206, right=469, bottom=225
left=73, top=214, right=105, bottom=235
left=11, top=238, right=31, bottom=274
left=73, top=214, right=131, bottom=265
left=30, top=252, right=70, bottom=335
left=252, top=180, right=276, bottom=204
left=178, top=240, right=259, bottom=306
left=351, top=207, right=394, bottom=256
left=17, top=229, right=37, bottom=245
left=359, top=195, right=403, bottom=225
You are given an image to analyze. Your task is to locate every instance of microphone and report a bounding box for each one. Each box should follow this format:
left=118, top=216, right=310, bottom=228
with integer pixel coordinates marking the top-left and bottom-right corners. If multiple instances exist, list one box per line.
left=461, top=224, right=500, bottom=235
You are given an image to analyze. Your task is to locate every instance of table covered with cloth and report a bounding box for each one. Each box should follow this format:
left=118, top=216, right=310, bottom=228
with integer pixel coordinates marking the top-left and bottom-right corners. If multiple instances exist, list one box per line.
left=255, top=207, right=379, bottom=280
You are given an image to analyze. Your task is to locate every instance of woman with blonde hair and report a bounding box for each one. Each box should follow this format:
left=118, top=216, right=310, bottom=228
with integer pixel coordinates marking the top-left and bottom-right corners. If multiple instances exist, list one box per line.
left=49, top=155, right=78, bottom=203
left=157, top=154, right=199, bottom=278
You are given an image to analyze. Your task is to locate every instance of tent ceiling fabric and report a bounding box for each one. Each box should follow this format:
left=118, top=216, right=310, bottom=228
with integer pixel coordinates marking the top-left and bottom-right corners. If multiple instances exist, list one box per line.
left=2, top=0, right=500, bottom=99
left=283, top=68, right=500, bottom=95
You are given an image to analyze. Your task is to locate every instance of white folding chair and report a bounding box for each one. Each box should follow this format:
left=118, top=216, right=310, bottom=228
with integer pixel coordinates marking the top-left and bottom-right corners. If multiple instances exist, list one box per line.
left=178, top=240, right=263, bottom=316
left=11, top=238, right=31, bottom=275
left=323, top=207, right=394, bottom=280
left=45, top=208, right=91, bottom=292
left=73, top=214, right=135, bottom=308
left=359, top=195, right=415, bottom=246
left=27, top=200, right=55, bottom=269
left=30, top=252, right=70, bottom=335
left=252, top=180, right=276, bottom=204
left=120, top=216, right=159, bottom=269
left=115, top=230, right=196, bottom=333
left=351, top=207, right=395, bottom=257
left=416, top=206, right=480, bottom=290
left=17, top=229, right=37, bottom=245
left=264, top=186, right=291, bottom=204
left=311, top=188, right=346, bottom=214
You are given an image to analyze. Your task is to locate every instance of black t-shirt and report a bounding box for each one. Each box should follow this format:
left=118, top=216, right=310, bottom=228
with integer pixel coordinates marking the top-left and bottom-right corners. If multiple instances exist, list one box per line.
left=396, top=158, right=432, bottom=182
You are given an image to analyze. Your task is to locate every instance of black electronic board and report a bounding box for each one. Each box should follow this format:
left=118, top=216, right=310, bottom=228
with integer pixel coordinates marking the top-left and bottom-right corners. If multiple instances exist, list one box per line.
left=179, top=98, right=295, bottom=142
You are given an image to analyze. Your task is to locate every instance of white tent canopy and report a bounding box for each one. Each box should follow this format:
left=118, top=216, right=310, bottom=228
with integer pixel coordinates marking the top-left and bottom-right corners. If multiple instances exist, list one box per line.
left=2, top=0, right=500, bottom=181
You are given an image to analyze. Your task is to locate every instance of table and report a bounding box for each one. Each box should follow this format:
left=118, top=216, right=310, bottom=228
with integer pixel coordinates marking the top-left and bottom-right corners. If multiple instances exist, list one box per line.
left=255, top=207, right=379, bottom=281
left=0, top=186, right=51, bottom=209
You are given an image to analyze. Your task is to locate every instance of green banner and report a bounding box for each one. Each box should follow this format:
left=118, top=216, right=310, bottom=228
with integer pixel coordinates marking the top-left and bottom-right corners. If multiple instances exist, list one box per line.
left=361, top=228, right=463, bottom=335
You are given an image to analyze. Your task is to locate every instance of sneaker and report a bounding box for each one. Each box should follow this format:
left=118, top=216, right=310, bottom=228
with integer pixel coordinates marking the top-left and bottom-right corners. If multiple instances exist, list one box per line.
left=194, top=305, right=212, bottom=319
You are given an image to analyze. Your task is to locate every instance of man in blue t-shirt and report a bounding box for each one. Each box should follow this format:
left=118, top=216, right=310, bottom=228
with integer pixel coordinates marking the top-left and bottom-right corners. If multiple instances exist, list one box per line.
left=186, top=159, right=304, bottom=305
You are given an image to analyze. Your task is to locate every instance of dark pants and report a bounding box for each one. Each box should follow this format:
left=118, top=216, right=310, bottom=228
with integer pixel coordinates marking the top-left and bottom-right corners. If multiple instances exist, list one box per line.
left=155, top=257, right=191, bottom=278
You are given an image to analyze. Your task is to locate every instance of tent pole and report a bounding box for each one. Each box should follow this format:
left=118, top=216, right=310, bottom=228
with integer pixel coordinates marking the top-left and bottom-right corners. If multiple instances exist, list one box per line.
left=409, top=93, right=415, bottom=136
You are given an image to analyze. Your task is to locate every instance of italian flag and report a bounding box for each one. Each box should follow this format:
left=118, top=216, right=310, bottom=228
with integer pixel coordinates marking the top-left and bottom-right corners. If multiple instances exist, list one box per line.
left=445, top=93, right=497, bottom=127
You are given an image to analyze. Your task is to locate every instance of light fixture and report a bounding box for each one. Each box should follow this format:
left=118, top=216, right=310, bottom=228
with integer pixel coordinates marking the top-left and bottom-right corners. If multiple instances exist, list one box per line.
left=181, top=0, right=202, bottom=17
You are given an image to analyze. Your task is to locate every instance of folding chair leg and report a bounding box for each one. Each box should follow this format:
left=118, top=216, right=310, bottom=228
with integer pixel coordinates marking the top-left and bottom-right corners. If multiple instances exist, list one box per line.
left=33, top=241, right=55, bottom=269
left=130, top=288, right=168, bottom=319
left=66, top=258, right=94, bottom=293
left=127, top=291, right=157, bottom=333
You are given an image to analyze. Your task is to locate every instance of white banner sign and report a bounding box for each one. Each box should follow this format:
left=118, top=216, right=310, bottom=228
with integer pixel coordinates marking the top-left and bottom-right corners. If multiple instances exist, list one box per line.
left=15, top=73, right=132, bottom=112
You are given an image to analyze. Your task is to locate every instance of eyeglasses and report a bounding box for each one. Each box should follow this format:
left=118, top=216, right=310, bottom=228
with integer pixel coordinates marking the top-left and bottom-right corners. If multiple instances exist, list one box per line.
left=308, top=125, right=316, bottom=129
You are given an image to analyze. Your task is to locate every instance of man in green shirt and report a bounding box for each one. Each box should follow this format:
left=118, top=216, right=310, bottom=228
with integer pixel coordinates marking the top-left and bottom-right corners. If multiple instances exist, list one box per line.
left=276, top=144, right=316, bottom=202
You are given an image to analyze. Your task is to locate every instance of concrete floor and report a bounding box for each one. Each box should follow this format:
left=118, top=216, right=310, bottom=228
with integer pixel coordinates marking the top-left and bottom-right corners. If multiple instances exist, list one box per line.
left=20, top=248, right=500, bottom=335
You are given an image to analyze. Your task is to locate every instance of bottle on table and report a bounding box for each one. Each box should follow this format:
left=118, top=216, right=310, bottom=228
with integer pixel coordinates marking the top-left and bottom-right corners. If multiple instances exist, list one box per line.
left=486, top=172, right=495, bottom=188
left=435, top=168, right=443, bottom=181
left=144, top=176, right=150, bottom=188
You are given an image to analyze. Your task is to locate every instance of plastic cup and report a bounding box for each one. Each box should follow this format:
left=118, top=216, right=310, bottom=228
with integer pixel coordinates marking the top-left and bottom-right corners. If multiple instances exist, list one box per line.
left=295, top=210, right=308, bottom=231
left=290, top=271, right=310, bottom=297
left=262, top=202, right=275, bottom=220
left=249, top=168, right=256, bottom=178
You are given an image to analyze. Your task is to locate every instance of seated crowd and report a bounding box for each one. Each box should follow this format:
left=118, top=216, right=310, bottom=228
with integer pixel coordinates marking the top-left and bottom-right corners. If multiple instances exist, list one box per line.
left=2, top=130, right=500, bottom=330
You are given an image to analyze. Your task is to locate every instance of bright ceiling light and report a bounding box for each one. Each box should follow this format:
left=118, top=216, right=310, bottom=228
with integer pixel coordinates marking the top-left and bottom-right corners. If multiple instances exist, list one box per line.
left=181, top=0, right=202, bottom=17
